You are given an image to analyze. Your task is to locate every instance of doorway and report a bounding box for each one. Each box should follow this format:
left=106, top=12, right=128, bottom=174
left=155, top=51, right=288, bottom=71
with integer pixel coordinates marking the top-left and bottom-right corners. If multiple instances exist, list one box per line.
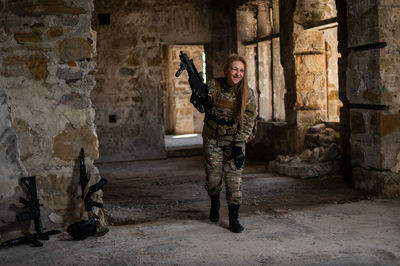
left=163, top=45, right=206, bottom=155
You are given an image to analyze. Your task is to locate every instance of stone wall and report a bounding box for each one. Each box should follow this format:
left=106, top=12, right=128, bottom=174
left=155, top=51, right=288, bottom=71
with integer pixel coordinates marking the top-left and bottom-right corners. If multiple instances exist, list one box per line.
left=237, top=0, right=290, bottom=161
left=92, top=0, right=235, bottom=162
left=292, top=0, right=337, bottom=153
left=0, top=0, right=100, bottom=234
left=347, top=0, right=400, bottom=195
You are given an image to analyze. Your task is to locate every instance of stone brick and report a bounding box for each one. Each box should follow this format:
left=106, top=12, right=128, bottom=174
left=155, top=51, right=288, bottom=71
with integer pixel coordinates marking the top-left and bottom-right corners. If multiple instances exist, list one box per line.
left=347, top=0, right=379, bottom=47
left=53, top=124, right=99, bottom=162
left=294, top=0, right=337, bottom=27
left=381, top=112, right=400, bottom=137
left=328, top=90, right=338, bottom=101
left=294, top=30, right=324, bottom=54
left=370, top=112, right=380, bottom=135
left=142, top=36, right=155, bottom=43
left=27, top=46, right=52, bottom=53
left=48, top=26, right=64, bottom=38
left=297, top=110, right=326, bottom=125
left=347, top=49, right=381, bottom=104
left=304, top=134, right=319, bottom=148
left=147, top=56, right=162, bottom=66
left=350, top=142, right=365, bottom=166
left=296, top=74, right=326, bottom=110
left=3, top=55, right=27, bottom=67
left=9, top=0, right=86, bottom=17
left=269, top=159, right=340, bottom=179
left=353, top=166, right=400, bottom=196
left=56, top=68, right=83, bottom=83
left=317, top=134, right=336, bottom=147
left=351, top=110, right=400, bottom=170
left=350, top=110, right=366, bottom=135
left=27, top=54, right=49, bottom=80
left=310, top=123, right=326, bottom=133
left=14, top=31, right=42, bottom=43
left=60, top=92, right=90, bottom=109
left=119, top=67, right=136, bottom=76
left=376, top=6, right=400, bottom=47
left=295, top=54, right=325, bottom=75
left=58, top=38, right=93, bottom=63
left=127, top=51, right=142, bottom=66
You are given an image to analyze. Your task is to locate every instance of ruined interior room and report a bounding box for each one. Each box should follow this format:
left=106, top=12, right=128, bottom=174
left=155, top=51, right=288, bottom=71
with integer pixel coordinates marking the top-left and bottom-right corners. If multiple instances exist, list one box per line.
left=1, top=0, right=400, bottom=265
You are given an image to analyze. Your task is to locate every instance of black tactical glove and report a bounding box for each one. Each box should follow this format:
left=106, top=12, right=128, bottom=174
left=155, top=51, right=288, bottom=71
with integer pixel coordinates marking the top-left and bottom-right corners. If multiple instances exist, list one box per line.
left=232, top=146, right=245, bottom=169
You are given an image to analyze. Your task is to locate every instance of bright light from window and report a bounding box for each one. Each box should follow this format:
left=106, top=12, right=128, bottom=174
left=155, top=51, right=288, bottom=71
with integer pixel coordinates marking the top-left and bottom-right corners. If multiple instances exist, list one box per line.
left=171, top=134, right=200, bottom=139
left=202, top=51, right=206, bottom=83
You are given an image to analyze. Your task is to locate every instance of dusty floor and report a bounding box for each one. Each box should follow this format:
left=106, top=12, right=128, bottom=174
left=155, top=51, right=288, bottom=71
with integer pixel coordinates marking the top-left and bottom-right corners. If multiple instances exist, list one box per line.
left=1, top=155, right=400, bottom=265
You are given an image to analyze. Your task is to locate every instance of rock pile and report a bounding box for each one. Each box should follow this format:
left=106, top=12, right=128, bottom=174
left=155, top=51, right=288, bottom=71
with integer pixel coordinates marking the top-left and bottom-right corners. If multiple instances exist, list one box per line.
left=269, top=123, right=341, bottom=178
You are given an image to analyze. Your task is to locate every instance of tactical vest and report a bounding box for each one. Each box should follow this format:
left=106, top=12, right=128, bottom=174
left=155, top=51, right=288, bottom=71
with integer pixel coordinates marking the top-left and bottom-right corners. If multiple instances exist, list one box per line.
left=203, top=79, right=238, bottom=144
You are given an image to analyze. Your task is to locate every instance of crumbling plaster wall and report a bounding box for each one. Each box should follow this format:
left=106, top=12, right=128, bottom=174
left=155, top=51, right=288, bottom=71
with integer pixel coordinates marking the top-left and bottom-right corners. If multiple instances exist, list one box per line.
left=347, top=0, right=400, bottom=195
left=0, top=0, right=100, bottom=232
left=92, top=0, right=236, bottom=162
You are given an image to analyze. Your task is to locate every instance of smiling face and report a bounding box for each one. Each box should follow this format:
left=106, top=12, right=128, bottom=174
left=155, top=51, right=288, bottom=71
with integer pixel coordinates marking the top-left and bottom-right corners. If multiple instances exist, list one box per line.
left=225, top=60, right=245, bottom=86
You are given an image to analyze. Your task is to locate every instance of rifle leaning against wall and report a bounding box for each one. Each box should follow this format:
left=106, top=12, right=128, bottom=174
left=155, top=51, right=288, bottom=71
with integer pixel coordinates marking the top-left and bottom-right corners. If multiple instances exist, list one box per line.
left=67, top=148, right=108, bottom=240
left=0, top=176, right=61, bottom=248
left=79, top=148, right=107, bottom=214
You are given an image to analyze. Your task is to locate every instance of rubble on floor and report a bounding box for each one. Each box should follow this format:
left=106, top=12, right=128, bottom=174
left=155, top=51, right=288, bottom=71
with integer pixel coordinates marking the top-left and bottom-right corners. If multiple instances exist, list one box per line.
left=269, top=122, right=341, bottom=178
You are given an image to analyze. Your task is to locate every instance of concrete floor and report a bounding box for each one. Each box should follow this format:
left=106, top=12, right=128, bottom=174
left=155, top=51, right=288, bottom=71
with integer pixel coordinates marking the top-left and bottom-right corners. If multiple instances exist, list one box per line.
left=1, top=155, right=400, bottom=265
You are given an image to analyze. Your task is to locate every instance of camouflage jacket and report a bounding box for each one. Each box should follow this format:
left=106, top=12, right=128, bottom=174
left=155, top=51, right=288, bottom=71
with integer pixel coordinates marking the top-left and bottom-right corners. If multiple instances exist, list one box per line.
left=199, top=78, right=257, bottom=147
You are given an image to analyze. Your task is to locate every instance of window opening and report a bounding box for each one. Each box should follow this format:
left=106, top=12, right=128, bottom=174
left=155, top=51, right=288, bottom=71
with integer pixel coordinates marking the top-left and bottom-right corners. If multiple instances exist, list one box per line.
left=238, top=3, right=286, bottom=122
left=202, top=51, right=207, bottom=83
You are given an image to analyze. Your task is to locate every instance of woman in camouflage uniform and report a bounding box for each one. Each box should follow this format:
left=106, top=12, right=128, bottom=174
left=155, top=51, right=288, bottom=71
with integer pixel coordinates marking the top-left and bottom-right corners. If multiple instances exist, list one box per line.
left=202, top=54, right=256, bottom=233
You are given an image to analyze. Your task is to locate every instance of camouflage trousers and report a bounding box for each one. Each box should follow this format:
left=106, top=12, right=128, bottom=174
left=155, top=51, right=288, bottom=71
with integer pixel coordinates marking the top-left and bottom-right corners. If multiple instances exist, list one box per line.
left=203, top=137, right=244, bottom=205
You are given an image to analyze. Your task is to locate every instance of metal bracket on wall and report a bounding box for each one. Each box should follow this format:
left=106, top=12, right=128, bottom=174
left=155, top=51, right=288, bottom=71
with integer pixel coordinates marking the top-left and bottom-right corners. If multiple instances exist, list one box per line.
left=348, top=42, right=387, bottom=51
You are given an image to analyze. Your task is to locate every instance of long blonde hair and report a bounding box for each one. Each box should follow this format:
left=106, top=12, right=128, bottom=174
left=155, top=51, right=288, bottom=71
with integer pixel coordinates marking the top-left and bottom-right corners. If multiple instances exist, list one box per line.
left=223, top=54, right=249, bottom=127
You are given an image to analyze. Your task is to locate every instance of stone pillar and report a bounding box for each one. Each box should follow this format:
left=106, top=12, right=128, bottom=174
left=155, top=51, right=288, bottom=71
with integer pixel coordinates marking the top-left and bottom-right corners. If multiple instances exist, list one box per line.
left=292, top=0, right=337, bottom=152
left=347, top=1, right=400, bottom=195
left=0, top=0, right=101, bottom=234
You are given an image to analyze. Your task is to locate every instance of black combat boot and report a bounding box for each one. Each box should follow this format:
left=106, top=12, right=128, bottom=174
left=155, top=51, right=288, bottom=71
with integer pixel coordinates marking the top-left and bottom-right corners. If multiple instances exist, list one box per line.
left=228, top=204, right=244, bottom=233
left=209, top=194, right=220, bottom=223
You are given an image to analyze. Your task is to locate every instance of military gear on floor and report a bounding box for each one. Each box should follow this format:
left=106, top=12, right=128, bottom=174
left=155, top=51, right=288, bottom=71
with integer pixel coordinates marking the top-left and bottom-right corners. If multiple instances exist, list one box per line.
left=67, top=148, right=109, bottom=240
left=1, top=230, right=61, bottom=248
left=17, top=176, right=43, bottom=234
left=209, top=193, right=220, bottom=223
left=67, top=218, right=97, bottom=240
left=1, top=176, right=61, bottom=248
left=232, top=146, right=245, bottom=169
left=228, top=204, right=244, bottom=233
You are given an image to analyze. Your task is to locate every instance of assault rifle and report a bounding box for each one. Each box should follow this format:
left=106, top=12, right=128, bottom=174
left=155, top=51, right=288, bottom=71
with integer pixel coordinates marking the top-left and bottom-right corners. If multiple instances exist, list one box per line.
left=79, top=148, right=107, bottom=212
left=67, top=148, right=108, bottom=240
left=16, top=176, right=42, bottom=233
left=175, top=51, right=212, bottom=117
left=0, top=229, right=61, bottom=248
left=1, top=176, right=61, bottom=248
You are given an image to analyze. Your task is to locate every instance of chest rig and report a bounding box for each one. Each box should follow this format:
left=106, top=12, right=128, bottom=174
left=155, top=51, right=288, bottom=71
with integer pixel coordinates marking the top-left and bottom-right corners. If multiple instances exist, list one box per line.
left=203, top=79, right=238, bottom=140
